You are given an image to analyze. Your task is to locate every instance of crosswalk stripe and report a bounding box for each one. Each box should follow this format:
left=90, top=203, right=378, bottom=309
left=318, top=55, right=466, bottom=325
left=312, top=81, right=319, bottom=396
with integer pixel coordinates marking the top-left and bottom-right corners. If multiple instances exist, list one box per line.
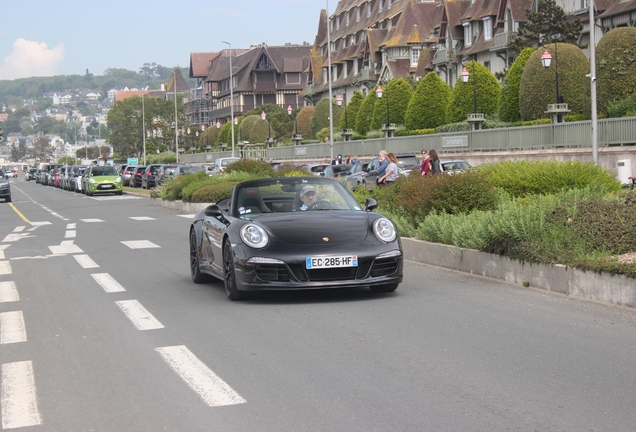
left=115, top=300, right=164, bottom=331
left=74, top=254, right=99, bottom=269
left=156, top=345, right=246, bottom=408
left=0, top=261, right=11, bottom=276
left=90, top=273, right=126, bottom=293
left=0, top=282, right=19, bottom=303
left=1, top=361, right=42, bottom=429
left=0, top=311, right=26, bottom=344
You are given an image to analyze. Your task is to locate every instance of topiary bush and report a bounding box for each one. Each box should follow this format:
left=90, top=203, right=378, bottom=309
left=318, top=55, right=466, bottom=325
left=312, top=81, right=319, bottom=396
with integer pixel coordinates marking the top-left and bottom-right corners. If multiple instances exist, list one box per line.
left=296, top=106, right=315, bottom=139
left=385, top=78, right=413, bottom=126
left=355, top=87, right=378, bottom=135
left=239, top=115, right=261, bottom=141
left=477, top=159, right=622, bottom=197
left=519, top=43, right=590, bottom=120
left=405, top=71, right=451, bottom=130
left=248, top=117, right=270, bottom=144
left=596, top=27, right=636, bottom=116
left=499, top=48, right=535, bottom=122
left=311, top=98, right=343, bottom=138
left=190, top=182, right=238, bottom=203
left=339, top=91, right=364, bottom=130
left=446, top=61, right=501, bottom=124
left=224, top=159, right=274, bottom=177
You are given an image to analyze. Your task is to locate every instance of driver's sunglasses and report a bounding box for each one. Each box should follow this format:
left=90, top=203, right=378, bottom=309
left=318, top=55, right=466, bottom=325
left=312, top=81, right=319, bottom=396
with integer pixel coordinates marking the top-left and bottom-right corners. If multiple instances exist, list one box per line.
left=305, top=191, right=317, bottom=197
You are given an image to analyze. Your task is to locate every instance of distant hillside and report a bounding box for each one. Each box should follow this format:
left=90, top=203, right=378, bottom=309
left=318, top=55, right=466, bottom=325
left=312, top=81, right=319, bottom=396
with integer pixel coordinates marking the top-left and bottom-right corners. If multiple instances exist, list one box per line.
left=0, top=65, right=196, bottom=105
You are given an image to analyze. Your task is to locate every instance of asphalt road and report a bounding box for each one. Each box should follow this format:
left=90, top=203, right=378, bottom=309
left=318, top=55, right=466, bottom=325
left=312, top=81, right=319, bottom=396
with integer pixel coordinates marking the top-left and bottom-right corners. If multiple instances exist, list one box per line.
left=1, top=177, right=636, bottom=431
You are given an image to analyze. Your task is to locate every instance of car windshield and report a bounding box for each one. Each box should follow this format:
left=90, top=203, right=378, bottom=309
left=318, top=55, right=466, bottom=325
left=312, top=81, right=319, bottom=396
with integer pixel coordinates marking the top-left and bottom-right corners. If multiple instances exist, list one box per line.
left=233, top=178, right=363, bottom=216
left=442, top=161, right=470, bottom=171
left=396, top=156, right=419, bottom=169
left=91, top=166, right=118, bottom=176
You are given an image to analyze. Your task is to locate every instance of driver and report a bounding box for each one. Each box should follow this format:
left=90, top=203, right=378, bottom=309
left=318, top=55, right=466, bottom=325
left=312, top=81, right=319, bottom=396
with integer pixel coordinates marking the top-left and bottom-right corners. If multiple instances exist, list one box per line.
left=298, top=185, right=318, bottom=211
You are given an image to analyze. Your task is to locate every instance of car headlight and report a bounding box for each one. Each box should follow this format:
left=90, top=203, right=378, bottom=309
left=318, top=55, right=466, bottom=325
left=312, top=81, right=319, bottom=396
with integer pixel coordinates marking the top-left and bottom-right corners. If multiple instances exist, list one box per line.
left=115, top=177, right=122, bottom=183
left=240, top=224, right=269, bottom=249
left=89, top=178, right=97, bottom=184
left=373, top=218, right=397, bottom=243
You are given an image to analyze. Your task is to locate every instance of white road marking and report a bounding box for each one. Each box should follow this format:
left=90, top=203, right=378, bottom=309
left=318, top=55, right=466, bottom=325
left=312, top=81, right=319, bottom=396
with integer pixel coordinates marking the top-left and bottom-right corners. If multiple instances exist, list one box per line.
left=74, top=255, right=99, bottom=269
left=48, top=240, right=83, bottom=255
left=66, top=223, right=76, bottom=229
left=177, top=214, right=196, bottom=219
left=64, top=230, right=76, bottom=238
left=0, top=311, right=26, bottom=344
left=90, top=273, right=126, bottom=293
left=0, top=245, right=9, bottom=250
left=0, top=282, right=19, bottom=303
left=121, top=240, right=160, bottom=249
left=129, top=217, right=156, bottom=221
left=156, top=345, right=246, bottom=407
left=0, top=261, right=11, bottom=276
left=28, top=222, right=51, bottom=231
left=11, top=227, right=25, bottom=233
left=2, top=234, right=22, bottom=243
left=1, top=361, right=42, bottom=429
left=115, top=300, right=164, bottom=331
left=80, top=219, right=104, bottom=223
left=0, top=250, right=4, bottom=260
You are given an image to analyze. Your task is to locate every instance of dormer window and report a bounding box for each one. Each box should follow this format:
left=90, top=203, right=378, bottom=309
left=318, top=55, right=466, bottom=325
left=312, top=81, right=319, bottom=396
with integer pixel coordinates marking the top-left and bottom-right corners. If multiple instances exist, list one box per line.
left=463, top=22, right=472, bottom=47
left=379, top=0, right=383, bottom=11
left=483, top=17, right=492, bottom=40
left=367, top=1, right=371, bottom=17
left=336, top=16, right=340, bottom=29
left=346, top=11, right=350, bottom=25
left=356, top=7, right=360, bottom=21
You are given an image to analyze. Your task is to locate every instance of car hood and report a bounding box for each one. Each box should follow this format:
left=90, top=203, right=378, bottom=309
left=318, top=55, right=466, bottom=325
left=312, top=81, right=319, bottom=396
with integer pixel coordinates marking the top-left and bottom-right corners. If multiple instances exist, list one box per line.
left=252, top=211, right=370, bottom=245
left=90, top=176, right=120, bottom=181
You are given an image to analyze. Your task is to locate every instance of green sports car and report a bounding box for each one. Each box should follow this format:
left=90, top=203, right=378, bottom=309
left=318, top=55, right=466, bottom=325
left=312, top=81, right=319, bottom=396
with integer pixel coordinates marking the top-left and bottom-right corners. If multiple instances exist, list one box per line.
left=84, top=165, right=123, bottom=196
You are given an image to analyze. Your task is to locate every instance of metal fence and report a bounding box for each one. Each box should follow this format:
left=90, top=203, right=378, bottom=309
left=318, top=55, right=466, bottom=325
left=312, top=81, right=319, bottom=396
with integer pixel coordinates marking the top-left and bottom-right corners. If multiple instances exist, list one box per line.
left=179, top=116, right=636, bottom=164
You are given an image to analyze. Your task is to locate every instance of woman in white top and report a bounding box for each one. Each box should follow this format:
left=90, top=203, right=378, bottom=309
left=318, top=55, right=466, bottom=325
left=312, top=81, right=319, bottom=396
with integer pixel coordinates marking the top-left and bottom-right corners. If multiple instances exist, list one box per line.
left=378, top=152, right=399, bottom=185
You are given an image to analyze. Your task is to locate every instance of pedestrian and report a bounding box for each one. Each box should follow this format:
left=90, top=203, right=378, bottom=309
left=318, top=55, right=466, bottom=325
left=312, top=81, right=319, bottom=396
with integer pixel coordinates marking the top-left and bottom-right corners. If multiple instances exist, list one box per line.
left=331, top=155, right=339, bottom=165
left=429, top=149, right=441, bottom=175
left=378, top=153, right=399, bottom=186
left=352, top=155, right=360, bottom=164
left=345, top=155, right=351, bottom=164
left=376, top=150, right=389, bottom=185
left=420, top=149, right=431, bottom=176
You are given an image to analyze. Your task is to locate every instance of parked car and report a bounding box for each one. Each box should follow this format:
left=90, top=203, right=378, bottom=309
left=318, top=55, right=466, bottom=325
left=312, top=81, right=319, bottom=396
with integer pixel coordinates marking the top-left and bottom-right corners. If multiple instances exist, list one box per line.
left=156, top=164, right=180, bottom=185
left=141, top=164, right=162, bottom=189
left=188, top=177, right=403, bottom=300
left=210, top=157, right=240, bottom=175
left=74, top=166, right=88, bottom=193
left=321, top=164, right=353, bottom=179
left=65, top=165, right=85, bottom=191
left=364, top=153, right=420, bottom=186
left=174, top=165, right=205, bottom=178
left=121, top=165, right=135, bottom=186
left=83, top=165, right=123, bottom=196
left=342, top=162, right=369, bottom=190
left=0, top=169, right=11, bottom=202
left=440, top=160, right=472, bottom=174
left=307, top=163, right=329, bottom=176
left=26, top=168, right=37, bottom=181
left=129, top=166, right=147, bottom=188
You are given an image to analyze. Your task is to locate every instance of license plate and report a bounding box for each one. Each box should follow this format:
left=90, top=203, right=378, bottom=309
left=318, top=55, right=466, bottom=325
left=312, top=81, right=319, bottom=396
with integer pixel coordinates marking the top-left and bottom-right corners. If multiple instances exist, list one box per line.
left=101, top=184, right=113, bottom=188
left=306, top=255, right=358, bottom=269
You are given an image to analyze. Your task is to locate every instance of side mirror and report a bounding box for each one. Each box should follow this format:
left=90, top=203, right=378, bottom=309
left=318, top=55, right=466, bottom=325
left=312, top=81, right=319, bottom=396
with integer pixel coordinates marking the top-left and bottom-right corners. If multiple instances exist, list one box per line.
left=364, top=198, right=378, bottom=212
left=204, top=204, right=223, bottom=217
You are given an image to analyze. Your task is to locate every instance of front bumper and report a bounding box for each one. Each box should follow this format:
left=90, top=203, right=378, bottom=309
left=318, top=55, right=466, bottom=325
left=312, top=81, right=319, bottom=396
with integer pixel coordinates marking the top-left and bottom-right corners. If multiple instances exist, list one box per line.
left=0, top=186, right=11, bottom=199
left=88, top=182, right=122, bottom=193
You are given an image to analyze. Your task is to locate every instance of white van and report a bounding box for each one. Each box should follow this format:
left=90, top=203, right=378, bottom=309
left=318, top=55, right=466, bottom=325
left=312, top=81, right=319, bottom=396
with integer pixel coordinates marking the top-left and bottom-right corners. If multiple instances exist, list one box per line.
left=212, top=157, right=240, bottom=175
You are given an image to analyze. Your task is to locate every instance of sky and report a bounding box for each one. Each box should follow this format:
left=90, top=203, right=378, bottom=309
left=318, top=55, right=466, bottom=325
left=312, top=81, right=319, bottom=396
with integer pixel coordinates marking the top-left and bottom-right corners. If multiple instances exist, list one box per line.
left=0, top=0, right=338, bottom=80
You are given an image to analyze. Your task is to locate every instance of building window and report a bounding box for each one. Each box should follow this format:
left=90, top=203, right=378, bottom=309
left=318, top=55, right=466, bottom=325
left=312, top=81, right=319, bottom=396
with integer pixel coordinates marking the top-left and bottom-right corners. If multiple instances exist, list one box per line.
left=323, top=69, right=327, bottom=82
left=286, top=73, right=301, bottom=84
left=484, top=61, right=490, bottom=71
left=344, top=62, right=348, bottom=78
left=367, top=1, right=371, bottom=17
left=336, top=16, right=340, bottom=30
left=463, top=22, right=472, bottom=47
left=379, top=0, right=383, bottom=11
left=354, top=58, right=359, bottom=75
left=411, top=48, right=420, bottom=66
left=483, top=17, right=492, bottom=40
left=356, top=6, right=360, bottom=21
left=388, top=0, right=392, bottom=8
left=346, top=11, right=350, bottom=26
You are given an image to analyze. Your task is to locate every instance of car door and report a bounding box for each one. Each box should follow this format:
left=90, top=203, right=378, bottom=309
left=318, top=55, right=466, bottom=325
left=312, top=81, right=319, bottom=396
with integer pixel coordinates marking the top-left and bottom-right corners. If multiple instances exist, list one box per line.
left=365, top=157, right=380, bottom=185
left=201, top=211, right=229, bottom=273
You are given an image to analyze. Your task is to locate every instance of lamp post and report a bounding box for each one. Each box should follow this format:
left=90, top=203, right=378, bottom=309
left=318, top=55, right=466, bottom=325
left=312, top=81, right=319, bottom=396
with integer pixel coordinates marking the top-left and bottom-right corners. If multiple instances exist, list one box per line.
left=288, top=105, right=302, bottom=146
left=336, top=93, right=353, bottom=141
left=460, top=61, right=485, bottom=130
left=222, top=41, right=235, bottom=157
left=261, top=111, right=274, bottom=147
left=173, top=69, right=179, bottom=163
left=541, top=44, right=570, bottom=124
left=375, top=86, right=394, bottom=138
left=141, top=87, right=146, bottom=165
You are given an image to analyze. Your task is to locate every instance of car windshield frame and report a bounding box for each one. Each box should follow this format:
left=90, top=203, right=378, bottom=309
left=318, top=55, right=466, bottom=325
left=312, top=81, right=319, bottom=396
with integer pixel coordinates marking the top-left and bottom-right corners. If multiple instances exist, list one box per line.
left=90, top=166, right=118, bottom=176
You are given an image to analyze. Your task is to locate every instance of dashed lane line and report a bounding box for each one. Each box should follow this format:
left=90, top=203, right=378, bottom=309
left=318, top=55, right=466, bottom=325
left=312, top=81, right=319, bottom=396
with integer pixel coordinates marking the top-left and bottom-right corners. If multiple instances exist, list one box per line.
left=0, top=282, right=19, bottom=303
left=121, top=240, right=160, bottom=249
left=115, top=300, right=164, bottom=331
left=0, top=261, right=11, bottom=276
left=90, top=273, right=126, bottom=293
left=74, top=254, right=99, bottom=269
left=1, top=361, right=42, bottom=429
left=156, top=345, right=246, bottom=408
left=0, top=311, right=26, bottom=344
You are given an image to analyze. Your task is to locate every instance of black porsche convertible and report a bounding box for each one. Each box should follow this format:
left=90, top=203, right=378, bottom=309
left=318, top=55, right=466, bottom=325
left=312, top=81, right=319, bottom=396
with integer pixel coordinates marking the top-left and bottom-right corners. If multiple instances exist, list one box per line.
left=189, top=176, right=403, bottom=300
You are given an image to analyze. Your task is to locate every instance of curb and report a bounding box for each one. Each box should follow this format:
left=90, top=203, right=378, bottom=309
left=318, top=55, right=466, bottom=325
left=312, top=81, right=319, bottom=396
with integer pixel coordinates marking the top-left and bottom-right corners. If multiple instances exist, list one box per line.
left=145, top=197, right=636, bottom=309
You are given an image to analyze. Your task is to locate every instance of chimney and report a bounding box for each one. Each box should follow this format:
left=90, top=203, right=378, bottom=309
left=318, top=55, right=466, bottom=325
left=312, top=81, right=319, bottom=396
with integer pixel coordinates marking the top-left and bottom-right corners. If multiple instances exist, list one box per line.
left=161, top=82, right=165, bottom=91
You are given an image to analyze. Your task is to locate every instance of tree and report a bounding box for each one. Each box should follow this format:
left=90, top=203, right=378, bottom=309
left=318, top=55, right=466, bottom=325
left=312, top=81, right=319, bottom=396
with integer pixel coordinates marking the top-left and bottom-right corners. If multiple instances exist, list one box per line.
left=311, top=98, right=343, bottom=138
left=498, top=48, right=535, bottom=122
left=338, top=91, right=364, bottom=130
left=596, top=27, right=636, bottom=115
left=32, top=136, right=54, bottom=162
left=405, top=72, right=451, bottom=130
left=519, top=43, right=590, bottom=120
left=296, top=106, right=314, bottom=139
left=509, top=0, right=582, bottom=52
left=355, top=88, right=378, bottom=135
left=446, top=61, right=501, bottom=124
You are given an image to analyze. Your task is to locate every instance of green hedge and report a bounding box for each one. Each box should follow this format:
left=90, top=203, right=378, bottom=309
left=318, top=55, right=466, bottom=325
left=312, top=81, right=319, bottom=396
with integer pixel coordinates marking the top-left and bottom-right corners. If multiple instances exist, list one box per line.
left=191, top=182, right=238, bottom=203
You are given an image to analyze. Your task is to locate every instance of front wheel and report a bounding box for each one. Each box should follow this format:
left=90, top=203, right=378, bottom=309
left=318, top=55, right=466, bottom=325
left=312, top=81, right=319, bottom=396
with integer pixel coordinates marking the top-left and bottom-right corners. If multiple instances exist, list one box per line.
left=223, top=238, right=249, bottom=300
left=190, top=229, right=209, bottom=283
left=370, top=283, right=399, bottom=293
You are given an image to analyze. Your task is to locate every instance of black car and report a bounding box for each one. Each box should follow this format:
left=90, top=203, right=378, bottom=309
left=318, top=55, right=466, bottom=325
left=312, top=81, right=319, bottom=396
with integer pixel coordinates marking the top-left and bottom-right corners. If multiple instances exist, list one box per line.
left=26, top=168, right=37, bottom=181
left=141, top=164, right=162, bottom=189
left=129, top=166, right=147, bottom=188
left=0, top=169, right=11, bottom=202
left=189, top=177, right=403, bottom=300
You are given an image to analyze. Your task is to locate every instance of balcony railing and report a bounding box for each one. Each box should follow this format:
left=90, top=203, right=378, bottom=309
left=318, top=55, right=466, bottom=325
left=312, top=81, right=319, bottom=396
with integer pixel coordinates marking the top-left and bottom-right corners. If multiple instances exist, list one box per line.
left=490, top=31, right=516, bottom=51
left=359, top=68, right=376, bottom=81
left=432, top=48, right=455, bottom=64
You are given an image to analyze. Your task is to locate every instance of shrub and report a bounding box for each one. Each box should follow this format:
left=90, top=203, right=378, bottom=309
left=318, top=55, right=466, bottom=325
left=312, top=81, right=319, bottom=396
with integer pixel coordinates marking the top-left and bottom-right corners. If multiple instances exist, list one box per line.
left=446, top=61, right=501, bottom=124
left=239, top=115, right=261, bottom=141
left=355, top=87, right=378, bottom=135
left=296, top=106, right=315, bottom=139
left=396, top=128, right=436, bottom=137
left=607, top=93, right=636, bottom=118
left=224, top=159, right=274, bottom=177
left=275, top=164, right=310, bottom=177
left=312, top=98, right=343, bottom=138
left=405, top=71, right=451, bottom=130
left=596, top=27, right=636, bottom=116
left=477, top=159, right=622, bottom=197
left=393, top=170, right=500, bottom=222
left=436, top=121, right=470, bottom=133
left=190, top=182, right=238, bottom=203
left=519, top=43, right=590, bottom=120
left=499, top=48, right=535, bottom=122
left=339, top=91, right=364, bottom=130
left=383, top=78, right=414, bottom=126
left=248, top=118, right=270, bottom=144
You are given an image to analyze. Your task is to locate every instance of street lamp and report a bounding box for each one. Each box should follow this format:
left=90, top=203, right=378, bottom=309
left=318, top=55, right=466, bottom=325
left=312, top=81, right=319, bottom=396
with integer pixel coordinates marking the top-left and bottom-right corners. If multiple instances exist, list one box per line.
left=173, top=69, right=179, bottom=163
left=541, top=45, right=569, bottom=124
left=288, top=105, right=302, bottom=146
left=141, top=88, right=146, bottom=165
left=222, top=41, right=235, bottom=157
left=336, top=93, right=353, bottom=141
left=261, top=111, right=272, bottom=146
left=460, top=61, right=485, bottom=130
left=234, top=116, right=241, bottom=146
left=375, top=85, right=392, bottom=138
